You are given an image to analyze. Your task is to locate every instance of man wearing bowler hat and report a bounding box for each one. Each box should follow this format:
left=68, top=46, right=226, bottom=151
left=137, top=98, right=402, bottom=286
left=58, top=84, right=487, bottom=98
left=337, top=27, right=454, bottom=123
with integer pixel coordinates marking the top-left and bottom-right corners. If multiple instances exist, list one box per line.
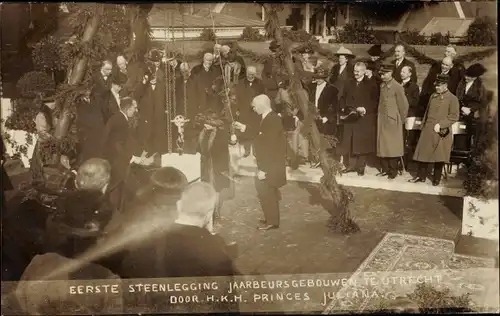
left=376, top=63, right=409, bottom=180
left=410, top=74, right=459, bottom=186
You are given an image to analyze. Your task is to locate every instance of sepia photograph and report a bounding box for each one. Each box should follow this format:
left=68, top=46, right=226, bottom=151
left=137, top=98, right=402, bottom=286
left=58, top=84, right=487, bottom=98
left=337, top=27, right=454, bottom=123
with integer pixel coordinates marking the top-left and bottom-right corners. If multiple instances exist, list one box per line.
left=1, top=1, right=498, bottom=314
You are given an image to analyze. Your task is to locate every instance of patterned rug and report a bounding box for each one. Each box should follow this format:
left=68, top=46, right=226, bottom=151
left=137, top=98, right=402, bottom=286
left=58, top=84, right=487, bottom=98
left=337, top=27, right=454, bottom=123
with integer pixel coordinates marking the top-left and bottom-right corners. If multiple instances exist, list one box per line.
left=322, top=233, right=499, bottom=314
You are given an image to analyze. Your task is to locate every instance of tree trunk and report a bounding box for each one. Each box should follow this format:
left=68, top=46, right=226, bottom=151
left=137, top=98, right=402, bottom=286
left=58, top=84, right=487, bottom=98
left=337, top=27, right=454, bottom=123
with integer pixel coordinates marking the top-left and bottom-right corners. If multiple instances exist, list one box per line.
left=265, top=4, right=359, bottom=234
left=54, top=4, right=103, bottom=140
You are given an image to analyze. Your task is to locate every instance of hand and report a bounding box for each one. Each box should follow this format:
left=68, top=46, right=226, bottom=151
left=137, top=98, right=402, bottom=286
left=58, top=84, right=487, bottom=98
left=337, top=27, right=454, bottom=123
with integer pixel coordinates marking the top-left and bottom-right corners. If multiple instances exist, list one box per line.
left=204, top=124, right=215, bottom=130
left=473, top=111, right=480, bottom=119
left=143, top=156, right=154, bottom=166
left=434, top=123, right=441, bottom=133
left=60, top=155, right=70, bottom=170
left=232, top=121, right=246, bottom=132
left=356, top=107, right=366, bottom=115
left=257, top=170, right=266, bottom=180
left=321, top=117, right=328, bottom=124
left=461, top=106, right=471, bottom=116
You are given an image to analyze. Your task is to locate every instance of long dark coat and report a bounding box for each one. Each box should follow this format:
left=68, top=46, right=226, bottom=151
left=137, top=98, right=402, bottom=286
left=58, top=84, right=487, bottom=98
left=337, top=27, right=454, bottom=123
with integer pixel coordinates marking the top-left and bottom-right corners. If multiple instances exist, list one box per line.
left=339, top=78, right=378, bottom=155
left=235, top=78, right=265, bottom=126
left=123, top=61, right=148, bottom=99
left=241, top=112, right=287, bottom=188
left=413, top=90, right=460, bottom=163
left=403, top=80, right=422, bottom=117
left=420, top=62, right=463, bottom=108
left=328, top=63, right=354, bottom=100
left=75, top=97, right=106, bottom=166
left=91, top=71, right=112, bottom=120
left=306, top=82, right=339, bottom=135
left=377, top=79, right=409, bottom=157
left=392, top=58, right=417, bottom=84
left=456, top=77, right=488, bottom=119
left=135, top=82, right=167, bottom=154
left=190, top=64, right=222, bottom=114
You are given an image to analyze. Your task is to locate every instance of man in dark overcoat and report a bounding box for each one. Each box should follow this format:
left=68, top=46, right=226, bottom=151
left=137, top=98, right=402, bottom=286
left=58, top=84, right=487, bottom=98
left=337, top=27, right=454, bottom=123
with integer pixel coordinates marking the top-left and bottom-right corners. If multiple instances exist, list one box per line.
left=377, top=63, right=409, bottom=180
left=91, top=60, right=113, bottom=120
left=233, top=95, right=286, bottom=231
left=392, top=45, right=417, bottom=84
left=410, top=74, right=459, bottom=186
left=190, top=53, right=222, bottom=115
left=420, top=56, right=463, bottom=109
left=262, top=41, right=286, bottom=112
left=339, top=61, right=378, bottom=176
left=235, top=66, right=264, bottom=157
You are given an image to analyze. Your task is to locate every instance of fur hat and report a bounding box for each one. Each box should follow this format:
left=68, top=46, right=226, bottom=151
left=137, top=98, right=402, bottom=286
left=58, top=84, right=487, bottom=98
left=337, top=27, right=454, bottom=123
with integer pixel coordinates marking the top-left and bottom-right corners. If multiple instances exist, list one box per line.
left=465, top=63, right=487, bottom=78
left=367, top=44, right=382, bottom=57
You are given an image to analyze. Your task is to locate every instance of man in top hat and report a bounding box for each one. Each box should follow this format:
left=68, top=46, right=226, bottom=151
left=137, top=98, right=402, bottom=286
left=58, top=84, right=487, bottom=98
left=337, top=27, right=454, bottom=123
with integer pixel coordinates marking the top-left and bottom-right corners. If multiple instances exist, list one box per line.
left=262, top=40, right=286, bottom=109
left=328, top=46, right=355, bottom=100
left=377, top=63, right=409, bottom=180
left=410, top=74, right=459, bottom=186
left=339, top=61, right=378, bottom=176
left=367, top=44, right=383, bottom=62
left=455, top=63, right=489, bottom=149
left=392, top=44, right=417, bottom=84
left=146, top=49, right=166, bottom=85
left=224, top=50, right=246, bottom=85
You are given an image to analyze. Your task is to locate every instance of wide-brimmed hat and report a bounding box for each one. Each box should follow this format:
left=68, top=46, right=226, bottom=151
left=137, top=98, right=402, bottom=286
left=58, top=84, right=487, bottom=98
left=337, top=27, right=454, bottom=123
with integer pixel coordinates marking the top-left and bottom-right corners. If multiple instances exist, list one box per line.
left=434, top=74, right=449, bottom=85
left=335, top=46, right=355, bottom=58
left=367, top=44, right=383, bottom=57
left=269, top=40, right=280, bottom=52
left=378, top=62, right=394, bottom=73
left=465, top=63, right=487, bottom=78
left=148, top=49, right=163, bottom=62
left=313, top=64, right=329, bottom=79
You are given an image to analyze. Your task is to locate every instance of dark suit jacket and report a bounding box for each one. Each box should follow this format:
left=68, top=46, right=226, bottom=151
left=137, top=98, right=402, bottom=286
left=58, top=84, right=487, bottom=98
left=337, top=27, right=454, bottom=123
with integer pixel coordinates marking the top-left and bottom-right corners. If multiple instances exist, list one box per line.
left=241, top=112, right=286, bottom=188
left=328, top=63, right=353, bottom=100
left=76, top=98, right=106, bottom=165
left=392, top=58, right=417, bottom=84
left=402, top=80, right=421, bottom=117
left=420, top=62, right=463, bottom=109
left=456, top=77, right=489, bottom=120
left=101, top=113, right=137, bottom=187
left=306, top=82, right=339, bottom=135
left=235, top=78, right=265, bottom=125
left=262, top=57, right=285, bottom=96
left=91, top=71, right=113, bottom=119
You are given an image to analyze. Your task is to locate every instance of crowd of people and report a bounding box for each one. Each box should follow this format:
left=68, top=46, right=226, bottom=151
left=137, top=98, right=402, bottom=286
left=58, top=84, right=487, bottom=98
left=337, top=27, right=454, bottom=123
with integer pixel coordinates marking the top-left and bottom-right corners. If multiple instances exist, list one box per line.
left=1, top=41, right=491, bottom=306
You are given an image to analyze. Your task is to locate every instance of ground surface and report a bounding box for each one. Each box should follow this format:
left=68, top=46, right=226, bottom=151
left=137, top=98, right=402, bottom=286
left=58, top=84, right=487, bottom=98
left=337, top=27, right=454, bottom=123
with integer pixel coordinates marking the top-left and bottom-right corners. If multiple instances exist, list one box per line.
left=215, top=176, right=463, bottom=276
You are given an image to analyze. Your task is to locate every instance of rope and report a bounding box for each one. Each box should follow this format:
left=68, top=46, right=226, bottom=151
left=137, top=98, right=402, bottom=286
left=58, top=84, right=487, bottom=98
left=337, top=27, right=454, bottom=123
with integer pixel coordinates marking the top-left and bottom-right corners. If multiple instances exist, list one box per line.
left=165, top=10, right=173, bottom=153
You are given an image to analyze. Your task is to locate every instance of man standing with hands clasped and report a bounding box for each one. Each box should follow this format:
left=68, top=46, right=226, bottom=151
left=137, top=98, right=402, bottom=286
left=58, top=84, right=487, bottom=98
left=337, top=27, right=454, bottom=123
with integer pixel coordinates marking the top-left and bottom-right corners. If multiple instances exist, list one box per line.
left=233, top=95, right=286, bottom=231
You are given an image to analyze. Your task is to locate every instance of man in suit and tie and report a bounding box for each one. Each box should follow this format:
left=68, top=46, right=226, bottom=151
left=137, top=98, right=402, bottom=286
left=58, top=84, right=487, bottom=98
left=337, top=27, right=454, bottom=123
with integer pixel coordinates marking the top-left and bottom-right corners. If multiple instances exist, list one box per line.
left=91, top=60, right=113, bottom=119
left=392, top=45, right=417, bottom=84
left=233, top=95, right=286, bottom=231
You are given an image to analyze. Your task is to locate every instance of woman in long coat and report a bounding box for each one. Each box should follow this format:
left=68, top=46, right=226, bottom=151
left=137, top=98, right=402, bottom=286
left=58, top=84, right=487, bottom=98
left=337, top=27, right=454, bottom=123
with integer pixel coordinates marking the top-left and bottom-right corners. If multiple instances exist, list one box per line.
left=410, top=75, right=459, bottom=186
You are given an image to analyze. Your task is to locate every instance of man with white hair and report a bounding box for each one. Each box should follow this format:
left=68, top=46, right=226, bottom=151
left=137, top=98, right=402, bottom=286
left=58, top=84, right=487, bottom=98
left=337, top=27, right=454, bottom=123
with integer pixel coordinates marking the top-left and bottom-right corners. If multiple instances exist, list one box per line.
left=114, top=55, right=128, bottom=84
left=233, top=94, right=286, bottom=231
left=190, top=52, right=222, bottom=113
left=235, top=65, right=265, bottom=157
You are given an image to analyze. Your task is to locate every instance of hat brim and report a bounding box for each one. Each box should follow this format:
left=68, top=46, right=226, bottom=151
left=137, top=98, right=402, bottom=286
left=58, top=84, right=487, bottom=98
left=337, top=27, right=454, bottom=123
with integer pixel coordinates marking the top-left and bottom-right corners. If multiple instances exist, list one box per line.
left=335, top=53, right=355, bottom=58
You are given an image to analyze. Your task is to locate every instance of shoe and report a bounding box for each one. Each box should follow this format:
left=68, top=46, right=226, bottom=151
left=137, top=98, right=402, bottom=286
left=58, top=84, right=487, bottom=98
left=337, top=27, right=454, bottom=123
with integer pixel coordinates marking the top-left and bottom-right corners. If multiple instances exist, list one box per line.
left=258, top=224, right=279, bottom=231
left=408, top=177, right=425, bottom=183
left=341, top=168, right=357, bottom=174
left=258, top=218, right=266, bottom=224
left=357, top=169, right=365, bottom=176
left=388, top=174, right=397, bottom=180
left=432, top=180, right=440, bottom=186
left=376, top=171, right=387, bottom=177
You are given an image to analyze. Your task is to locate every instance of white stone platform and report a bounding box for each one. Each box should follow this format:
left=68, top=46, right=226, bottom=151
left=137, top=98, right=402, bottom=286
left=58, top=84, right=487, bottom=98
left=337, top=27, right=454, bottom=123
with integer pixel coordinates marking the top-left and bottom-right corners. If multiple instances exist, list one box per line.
left=235, top=154, right=465, bottom=198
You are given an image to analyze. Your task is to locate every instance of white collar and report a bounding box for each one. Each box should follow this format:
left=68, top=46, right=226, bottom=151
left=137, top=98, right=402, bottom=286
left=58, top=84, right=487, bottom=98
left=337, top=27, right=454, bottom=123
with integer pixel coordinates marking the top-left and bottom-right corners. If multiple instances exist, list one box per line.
left=316, top=81, right=326, bottom=87
left=262, top=110, right=272, bottom=120
left=402, top=78, right=411, bottom=84
left=120, top=111, right=128, bottom=121
left=356, top=76, right=364, bottom=83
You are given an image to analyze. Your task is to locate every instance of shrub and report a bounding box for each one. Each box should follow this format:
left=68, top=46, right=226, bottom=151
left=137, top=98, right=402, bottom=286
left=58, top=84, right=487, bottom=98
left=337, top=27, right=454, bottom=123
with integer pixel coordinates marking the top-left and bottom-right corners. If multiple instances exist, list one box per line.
left=400, top=29, right=427, bottom=45
left=337, top=20, right=376, bottom=44
left=430, top=32, right=451, bottom=46
left=282, top=29, right=314, bottom=42
left=16, top=71, right=55, bottom=99
left=240, top=27, right=265, bottom=42
left=199, top=28, right=217, bottom=41
left=4, top=98, right=38, bottom=133
left=32, top=36, right=65, bottom=72
left=467, top=16, right=497, bottom=46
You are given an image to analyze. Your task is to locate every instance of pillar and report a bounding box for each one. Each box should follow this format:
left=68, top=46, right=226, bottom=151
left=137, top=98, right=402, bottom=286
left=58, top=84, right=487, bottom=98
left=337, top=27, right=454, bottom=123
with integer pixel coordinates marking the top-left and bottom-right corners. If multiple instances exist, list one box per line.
left=304, top=3, right=310, bottom=33
left=261, top=5, right=265, bottom=22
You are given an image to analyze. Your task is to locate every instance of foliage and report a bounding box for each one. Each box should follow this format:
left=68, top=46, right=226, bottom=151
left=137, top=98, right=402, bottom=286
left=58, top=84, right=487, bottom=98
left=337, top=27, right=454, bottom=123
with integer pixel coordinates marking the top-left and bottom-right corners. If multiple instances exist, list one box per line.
left=282, top=29, right=314, bottom=43
left=464, top=100, right=499, bottom=200
left=407, top=283, right=473, bottom=313
left=239, top=26, right=265, bottom=42
left=467, top=16, right=497, bottom=46
left=199, top=28, right=217, bottom=41
left=430, top=32, right=450, bottom=46
left=337, top=20, right=376, bottom=44
left=4, top=99, right=38, bottom=133
left=400, top=29, right=427, bottom=45
left=32, top=36, right=66, bottom=72
left=16, top=71, right=55, bottom=99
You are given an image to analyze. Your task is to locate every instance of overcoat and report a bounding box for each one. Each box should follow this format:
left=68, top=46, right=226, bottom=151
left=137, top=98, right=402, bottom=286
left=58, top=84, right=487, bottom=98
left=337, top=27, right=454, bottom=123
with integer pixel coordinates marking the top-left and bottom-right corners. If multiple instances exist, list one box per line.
left=235, top=78, right=264, bottom=126
left=420, top=62, right=463, bottom=108
left=413, top=90, right=459, bottom=163
left=402, top=80, right=421, bottom=117
left=306, top=82, right=339, bottom=135
left=377, top=79, right=409, bottom=157
left=392, top=58, right=417, bottom=84
left=456, top=77, right=488, bottom=119
left=339, top=77, right=379, bottom=155
left=190, top=64, right=222, bottom=113
left=91, top=71, right=113, bottom=120
left=75, top=97, right=106, bottom=165
left=328, top=62, right=354, bottom=100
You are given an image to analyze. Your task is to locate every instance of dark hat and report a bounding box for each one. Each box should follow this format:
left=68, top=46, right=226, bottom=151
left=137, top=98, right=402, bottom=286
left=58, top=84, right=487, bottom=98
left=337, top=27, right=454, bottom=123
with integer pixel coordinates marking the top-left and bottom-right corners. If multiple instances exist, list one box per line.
left=148, top=49, right=163, bottom=62
left=367, top=44, right=383, bottom=57
left=465, top=63, right=487, bottom=78
left=269, top=40, right=280, bottom=52
left=313, top=64, right=329, bottom=79
left=112, top=73, right=127, bottom=86
left=434, top=74, right=449, bottom=85
left=379, top=63, right=394, bottom=73
left=150, top=167, right=188, bottom=193
left=366, top=60, right=377, bottom=71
